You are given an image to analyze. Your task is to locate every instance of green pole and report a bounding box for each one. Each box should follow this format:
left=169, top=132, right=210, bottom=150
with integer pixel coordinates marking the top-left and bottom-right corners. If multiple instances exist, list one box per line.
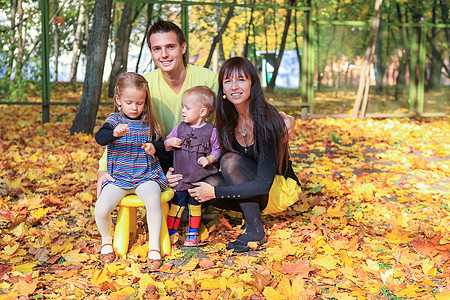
left=417, top=26, right=426, bottom=114
left=409, top=28, right=418, bottom=113
left=181, top=4, right=189, bottom=61
left=301, top=11, right=309, bottom=103
left=308, top=19, right=315, bottom=107
left=40, top=0, right=50, bottom=123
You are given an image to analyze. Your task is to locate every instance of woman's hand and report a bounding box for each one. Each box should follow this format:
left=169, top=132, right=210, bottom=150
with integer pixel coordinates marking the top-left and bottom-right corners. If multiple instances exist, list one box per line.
left=188, top=182, right=215, bottom=203
left=97, top=170, right=115, bottom=198
left=166, top=167, right=183, bottom=189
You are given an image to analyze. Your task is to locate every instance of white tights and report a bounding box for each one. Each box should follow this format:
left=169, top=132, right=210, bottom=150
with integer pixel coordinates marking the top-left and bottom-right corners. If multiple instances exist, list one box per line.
left=95, top=181, right=162, bottom=260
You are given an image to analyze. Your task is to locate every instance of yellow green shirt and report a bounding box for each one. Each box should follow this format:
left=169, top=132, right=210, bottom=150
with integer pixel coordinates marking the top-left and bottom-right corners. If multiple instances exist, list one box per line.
left=144, top=64, right=218, bottom=136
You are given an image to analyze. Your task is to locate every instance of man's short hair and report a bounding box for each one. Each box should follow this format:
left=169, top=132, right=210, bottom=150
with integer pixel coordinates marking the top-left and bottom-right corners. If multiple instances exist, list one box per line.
left=146, top=19, right=187, bottom=66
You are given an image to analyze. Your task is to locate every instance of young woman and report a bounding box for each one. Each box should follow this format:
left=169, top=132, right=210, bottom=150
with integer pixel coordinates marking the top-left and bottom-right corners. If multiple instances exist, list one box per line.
left=188, top=57, right=300, bottom=253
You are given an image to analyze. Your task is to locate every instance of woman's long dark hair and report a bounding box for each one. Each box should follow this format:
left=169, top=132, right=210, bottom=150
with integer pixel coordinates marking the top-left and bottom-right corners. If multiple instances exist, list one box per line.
left=215, top=57, right=289, bottom=174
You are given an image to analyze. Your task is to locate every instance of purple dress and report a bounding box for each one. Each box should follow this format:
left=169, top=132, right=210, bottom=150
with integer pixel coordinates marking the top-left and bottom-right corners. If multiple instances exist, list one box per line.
left=169, top=122, right=219, bottom=191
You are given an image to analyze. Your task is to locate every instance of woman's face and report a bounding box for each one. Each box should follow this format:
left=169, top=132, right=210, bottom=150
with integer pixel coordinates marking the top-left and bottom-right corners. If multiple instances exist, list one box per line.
left=222, top=71, right=252, bottom=107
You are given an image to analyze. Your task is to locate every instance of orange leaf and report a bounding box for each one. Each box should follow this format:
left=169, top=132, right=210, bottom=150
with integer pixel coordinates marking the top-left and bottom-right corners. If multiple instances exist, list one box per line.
left=280, top=259, right=311, bottom=277
left=219, top=215, right=233, bottom=230
left=412, top=239, right=438, bottom=257
left=199, top=257, right=214, bottom=268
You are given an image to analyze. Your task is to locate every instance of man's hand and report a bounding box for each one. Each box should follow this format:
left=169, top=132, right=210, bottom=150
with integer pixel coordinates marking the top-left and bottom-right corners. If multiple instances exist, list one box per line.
left=97, top=170, right=115, bottom=198
left=279, top=112, right=296, bottom=140
left=166, top=167, right=182, bottom=189
left=113, top=124, right=129, bottom=138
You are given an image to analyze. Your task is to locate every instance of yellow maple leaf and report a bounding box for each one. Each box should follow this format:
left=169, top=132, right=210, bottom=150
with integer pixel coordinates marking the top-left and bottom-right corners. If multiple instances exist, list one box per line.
left=200, top=278, right=225, bottom=290
left=51, top=242, right=73, bottom=254
left=327, top=205, right=344, bottom=218
left=394, top=283, right=418, bottom=298
left=313, top=255, right=338, bottom=270
left=10, top=222, right=29, bottom=237
left=109, top=286, right=136, bottom=299
left=435, top=291, right=450, bottom=300
left=263, top=286, right=288, bottom=299
left=54, top=218, right=67, bottom=228
left=91, top=268, right=110, bottom=285
left=31, top=207, right=49, bottom=220
left=13, top=262, right=37, bottom=275
left=2, top=243, right=19, bottom=256
left=199, top=223, right=209, bottom=241
left=62, top=249, right=89, bottom=263
left=421, top=258, right=435, bottom=276
left=180, top=258, right=198, bottom=272
left=386, top=228, right=412, bottom=244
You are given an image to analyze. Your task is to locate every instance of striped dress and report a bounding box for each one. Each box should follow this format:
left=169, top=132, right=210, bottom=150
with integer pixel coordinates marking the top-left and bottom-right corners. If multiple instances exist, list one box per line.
left=103, top=113, right=168, bottom=191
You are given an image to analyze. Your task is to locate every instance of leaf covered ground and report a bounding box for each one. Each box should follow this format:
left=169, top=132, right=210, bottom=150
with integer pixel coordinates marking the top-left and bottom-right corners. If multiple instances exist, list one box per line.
left=0, top=97, right=449, bottom=299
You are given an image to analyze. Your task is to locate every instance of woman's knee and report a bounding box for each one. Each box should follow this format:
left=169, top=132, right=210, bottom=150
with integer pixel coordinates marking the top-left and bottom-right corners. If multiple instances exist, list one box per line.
left=220, top=152, right=242, bottom=173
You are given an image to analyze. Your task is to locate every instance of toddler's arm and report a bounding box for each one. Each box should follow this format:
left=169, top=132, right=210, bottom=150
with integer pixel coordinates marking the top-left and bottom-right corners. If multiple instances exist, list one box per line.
left=197, top=155, right=218, bottom=167
left=95, top=123, right=117, bottom=146
left=164, top=137, right=182, bottom=151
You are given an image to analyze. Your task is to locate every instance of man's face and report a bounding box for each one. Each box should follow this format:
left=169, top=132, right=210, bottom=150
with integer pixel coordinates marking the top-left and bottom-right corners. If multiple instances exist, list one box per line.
left=149, top=31, right=186, bottom=74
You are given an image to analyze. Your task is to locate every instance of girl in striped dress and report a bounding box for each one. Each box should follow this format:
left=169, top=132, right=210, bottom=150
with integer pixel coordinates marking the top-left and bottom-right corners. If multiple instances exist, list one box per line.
left=95, top=72, right=167, bottom=270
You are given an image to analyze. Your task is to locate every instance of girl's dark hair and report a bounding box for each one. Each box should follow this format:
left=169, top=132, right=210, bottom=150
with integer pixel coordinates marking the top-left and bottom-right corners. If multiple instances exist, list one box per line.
left=113, top=72, right=164, bottom=140
left=146, top=19, right=187, bottom=67
left=215, top=57, right=289, bottom=174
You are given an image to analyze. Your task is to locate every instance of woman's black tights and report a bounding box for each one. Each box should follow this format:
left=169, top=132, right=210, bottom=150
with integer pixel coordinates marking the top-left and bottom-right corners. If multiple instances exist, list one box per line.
left=204, top=152, right=267, bottom=252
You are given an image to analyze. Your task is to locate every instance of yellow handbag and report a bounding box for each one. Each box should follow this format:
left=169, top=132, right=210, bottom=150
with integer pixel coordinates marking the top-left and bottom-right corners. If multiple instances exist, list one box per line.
left=263, top=175, right=301, bottom=215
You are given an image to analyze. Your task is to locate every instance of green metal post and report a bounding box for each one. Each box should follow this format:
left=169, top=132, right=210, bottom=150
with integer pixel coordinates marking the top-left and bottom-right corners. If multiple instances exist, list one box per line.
left=301, top=10, right=309, bottom=103
left=308, top=19, right=315, bottom=107
left=181, top=4, right=189, bottom=61
left=40, top=0, right=50, bottom=123
left=417, top=26, right=426, bottom=114
left=409, top=28, right=418, bottom=113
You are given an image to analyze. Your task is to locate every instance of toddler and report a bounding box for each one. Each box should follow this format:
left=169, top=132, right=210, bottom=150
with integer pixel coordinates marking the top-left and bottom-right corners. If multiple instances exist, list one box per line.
left=95, top=72, right=167, bottom=270
left=164, top=85, right=220, bottom=247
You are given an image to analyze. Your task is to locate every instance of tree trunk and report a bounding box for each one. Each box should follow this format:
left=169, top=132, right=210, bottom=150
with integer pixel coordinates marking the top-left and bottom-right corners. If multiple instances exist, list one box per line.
left=16, top=0, right=24, bottom=80
left=204, top=0, right=236, bottom=69
left=427, top=0, right=441, bottom=90
left=70, top=2, right=85, bottom=82
left=136, top=3, right=154, bottom=73
left=107, top=2, right=133, bottom=97
left=53, top=0, right=60, bottom=82
left=84, top=2, right=91, bottom=55
left=294, top=9, right=302, bottom=91
left=70, top=0, right=113, bottom=135
left=352, top=0, right=383, bottom=119
left=9, top=0, right=17, bottom=73
left=243, top=0, right=255, bottom=59
left=318, top=0, right=340, bottom=90
left=267, top=0, right=296, bottom=92
left=375, top=25, right=384, bottom=92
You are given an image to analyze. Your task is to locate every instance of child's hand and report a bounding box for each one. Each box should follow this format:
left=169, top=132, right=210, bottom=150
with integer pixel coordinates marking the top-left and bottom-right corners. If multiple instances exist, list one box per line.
left=165, top=137, right=182, bottom=150
left=197, top=156, right=211, bottom=168
left=142, top=143, right=156, bottom=157
left=113, top=124, right=129, bottom=137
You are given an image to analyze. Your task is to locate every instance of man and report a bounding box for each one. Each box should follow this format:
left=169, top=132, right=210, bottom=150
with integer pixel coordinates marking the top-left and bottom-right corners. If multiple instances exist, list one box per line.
left=97, top=19, right=294, bottom=196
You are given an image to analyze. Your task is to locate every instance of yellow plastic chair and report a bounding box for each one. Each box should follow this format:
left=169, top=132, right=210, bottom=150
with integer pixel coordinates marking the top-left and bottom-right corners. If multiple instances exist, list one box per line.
left=113, top=188, right=174, bottom=258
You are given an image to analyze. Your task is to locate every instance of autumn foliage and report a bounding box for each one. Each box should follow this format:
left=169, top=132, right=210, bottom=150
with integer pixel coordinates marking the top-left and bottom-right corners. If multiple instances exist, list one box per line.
left=0, top=99, right=449, bottom=299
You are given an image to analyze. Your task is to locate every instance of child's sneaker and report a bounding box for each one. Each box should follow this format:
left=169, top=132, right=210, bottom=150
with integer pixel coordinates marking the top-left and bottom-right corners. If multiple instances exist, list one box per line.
left=183, top=233, right=199, bottom=246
